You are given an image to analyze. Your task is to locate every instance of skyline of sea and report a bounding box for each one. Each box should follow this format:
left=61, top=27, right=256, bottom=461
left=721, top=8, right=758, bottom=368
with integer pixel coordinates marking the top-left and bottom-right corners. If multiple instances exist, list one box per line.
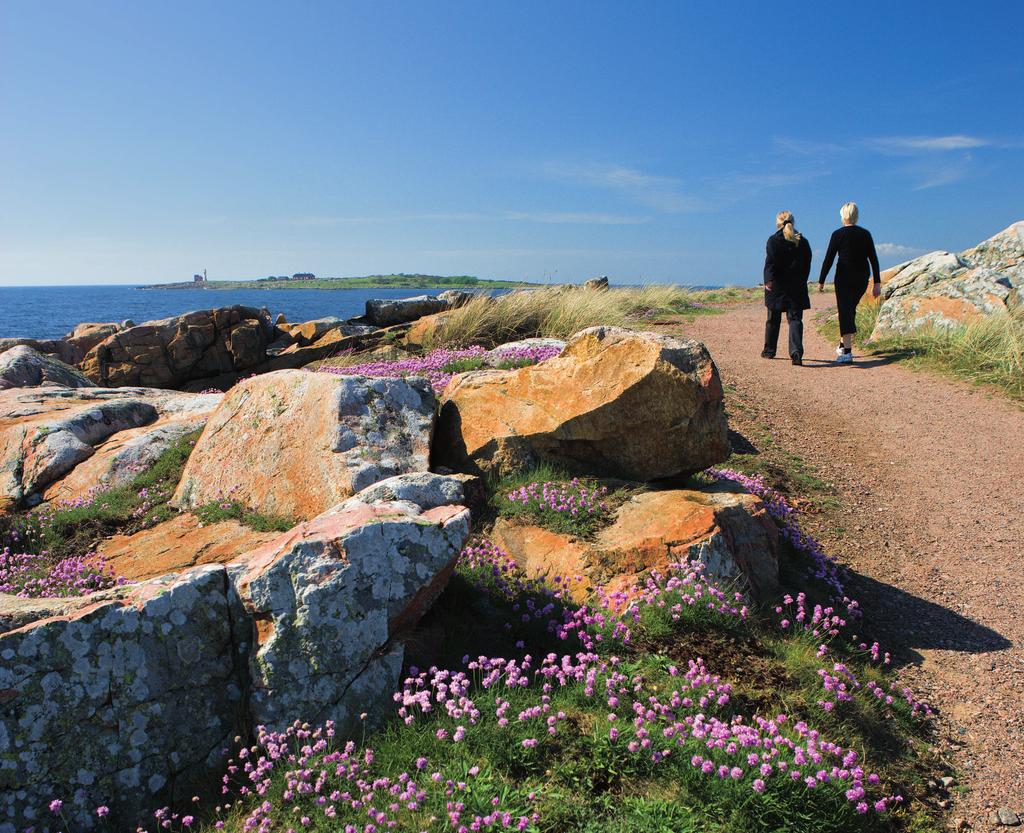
left=0, top=285, right=501, bottom=341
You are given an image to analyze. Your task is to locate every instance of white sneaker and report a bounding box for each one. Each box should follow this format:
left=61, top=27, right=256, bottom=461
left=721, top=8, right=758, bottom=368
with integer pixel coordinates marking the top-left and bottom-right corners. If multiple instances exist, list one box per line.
left=835, top=350, right=853, bottom=364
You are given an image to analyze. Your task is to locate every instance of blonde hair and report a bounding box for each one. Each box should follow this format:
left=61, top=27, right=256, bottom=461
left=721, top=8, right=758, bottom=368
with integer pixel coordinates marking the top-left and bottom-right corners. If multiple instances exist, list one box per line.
left=840, top=202, right=859, bottom=225
left=776, top=210, right=801, bottom=244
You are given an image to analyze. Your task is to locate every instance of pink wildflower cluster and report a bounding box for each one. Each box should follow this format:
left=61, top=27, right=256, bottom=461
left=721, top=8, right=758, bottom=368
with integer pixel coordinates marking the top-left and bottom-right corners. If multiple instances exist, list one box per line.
left=705, top=468, right=846, bottom=597
left=318, top=344, right=561, bottom=393
left=609, top=561, right=749, bottom=624
left=211, top=721, right=539, bottom=833
left=506, top=479, right=609, bottom=520
left=0, top=547, right=122, bottom=598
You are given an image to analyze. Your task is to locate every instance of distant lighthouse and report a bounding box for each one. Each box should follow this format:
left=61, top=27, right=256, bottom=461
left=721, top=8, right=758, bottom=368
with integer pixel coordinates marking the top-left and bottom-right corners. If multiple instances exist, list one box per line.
left=193, top=269, right=207, bottom=284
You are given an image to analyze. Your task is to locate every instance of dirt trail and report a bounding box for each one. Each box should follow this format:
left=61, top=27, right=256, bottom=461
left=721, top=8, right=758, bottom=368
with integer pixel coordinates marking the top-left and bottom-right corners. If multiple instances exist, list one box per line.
left=677, top=294, right=1024, bottom=827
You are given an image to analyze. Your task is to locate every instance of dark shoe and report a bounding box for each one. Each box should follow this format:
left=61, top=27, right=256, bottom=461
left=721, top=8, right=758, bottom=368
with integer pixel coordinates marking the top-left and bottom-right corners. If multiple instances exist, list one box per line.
left=761, top=351, right=775, bottom=359
left=791, top=357, right=803, bottom=366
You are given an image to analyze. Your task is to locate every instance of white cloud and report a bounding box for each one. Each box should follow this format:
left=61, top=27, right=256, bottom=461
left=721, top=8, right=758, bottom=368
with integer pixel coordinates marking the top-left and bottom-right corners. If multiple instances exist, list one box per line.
left=875, top=243, right=924, bottom=258
left=539, top=162, right=707, bottom=213
left=869, top=135, right=990, bottom=153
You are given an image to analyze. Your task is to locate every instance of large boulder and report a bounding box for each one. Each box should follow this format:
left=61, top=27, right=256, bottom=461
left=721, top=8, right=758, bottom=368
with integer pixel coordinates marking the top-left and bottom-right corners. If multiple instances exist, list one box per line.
left=80, top=306, right=275, bottom=388
left=0, top=475, right=470, bottom=832
left=365, top=294, right=450, bottom=326
left=491, top=485, right=779, bottom=601
left=173, top=369, right=435, bottom=520
left=871, top=221, right=1024, bottom=339
left=0, top=566, right=247, bottom=832
left=234, top=490, right=471, bottom=731
left=0, top=345, right=96, bottom=390
left=433, top=326, right=729, bottom=480
left=0, top=387, right=222, bottom=511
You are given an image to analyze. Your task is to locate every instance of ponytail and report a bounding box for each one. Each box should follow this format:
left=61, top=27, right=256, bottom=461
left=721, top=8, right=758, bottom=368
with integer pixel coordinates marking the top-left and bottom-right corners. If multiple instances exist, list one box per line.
left=776, top=210, right=802, bottom=244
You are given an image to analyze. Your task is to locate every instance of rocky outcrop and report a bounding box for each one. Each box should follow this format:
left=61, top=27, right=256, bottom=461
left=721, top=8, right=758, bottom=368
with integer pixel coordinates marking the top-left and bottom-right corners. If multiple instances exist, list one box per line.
left=434, top=326, right=729, bottom=481
left=491, top=485, right=778, bottom=601
left=0, top=322, right=130, bottom=368
left=173, top=370, right=435, bottom=519
left=871, top=221, right=1024, bottom=339
left=0, top=345, right=96, bottom=390
left=234, top=491, right=470, bottom=730
left=365, top=294, right=451, bottom=326
left=0, top=567, right=247, bottom=832
left=0, top=387, right=222, bottom=511
left=277, top=318, right=377, bottom=347
left=80, top=306, right=275, bottom=388
left=98, top=513, right=279, bottom=581
left=583, top=276, right=610, bottom=291
left=0, top=475, right=470, bottom=833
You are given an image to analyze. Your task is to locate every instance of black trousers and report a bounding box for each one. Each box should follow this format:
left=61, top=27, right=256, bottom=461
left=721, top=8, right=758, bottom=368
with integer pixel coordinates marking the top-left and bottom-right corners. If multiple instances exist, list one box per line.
left=764, top=308, right=804, bottom=358
left=836, top=276, right=869, bottom=335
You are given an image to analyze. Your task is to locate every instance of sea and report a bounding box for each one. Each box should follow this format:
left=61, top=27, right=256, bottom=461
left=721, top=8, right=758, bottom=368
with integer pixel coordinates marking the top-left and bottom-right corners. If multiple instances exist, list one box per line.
left=0, top=285, right=494, bottom=341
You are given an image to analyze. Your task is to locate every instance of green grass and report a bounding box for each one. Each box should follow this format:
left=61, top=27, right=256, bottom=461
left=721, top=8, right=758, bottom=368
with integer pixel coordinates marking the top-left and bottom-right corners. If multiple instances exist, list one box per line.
left=193, top=499, right=296, bottom=533
left=1, top=430, right=201, bottom=560
left=819, top=300, right=1024, bottom=401
left=490, top=465, right=625, bottom=538
left=196, top=536, right=942, bottom=833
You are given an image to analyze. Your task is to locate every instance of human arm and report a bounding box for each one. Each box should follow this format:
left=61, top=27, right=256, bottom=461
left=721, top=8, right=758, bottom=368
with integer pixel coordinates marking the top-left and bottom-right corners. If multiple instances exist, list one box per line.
left=818, top=230, right=838, bottom=287
left=763, top=238, right=776, bottom=291
left=864, top=229, right=880, bottom=284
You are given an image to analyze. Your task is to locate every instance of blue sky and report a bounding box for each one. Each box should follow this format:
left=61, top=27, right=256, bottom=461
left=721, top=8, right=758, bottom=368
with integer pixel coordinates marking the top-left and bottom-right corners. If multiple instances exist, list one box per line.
left=1, top=1, right=1022, bottom=286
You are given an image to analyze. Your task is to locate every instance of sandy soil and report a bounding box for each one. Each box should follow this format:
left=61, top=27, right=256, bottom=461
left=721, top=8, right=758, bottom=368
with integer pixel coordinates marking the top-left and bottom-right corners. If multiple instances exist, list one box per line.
left=675, top=294, right=1024, bottom=829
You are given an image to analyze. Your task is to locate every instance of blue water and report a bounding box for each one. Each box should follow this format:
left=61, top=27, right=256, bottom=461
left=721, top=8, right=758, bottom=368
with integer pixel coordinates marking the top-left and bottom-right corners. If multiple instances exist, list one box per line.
left=0, top=285, right=488, bottom=340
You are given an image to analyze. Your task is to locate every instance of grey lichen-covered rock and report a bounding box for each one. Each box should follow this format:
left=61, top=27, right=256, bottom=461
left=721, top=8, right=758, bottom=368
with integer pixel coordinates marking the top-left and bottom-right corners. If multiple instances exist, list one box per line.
left=0, top=566, right=246, bottom=833
left=0, top=345, right=96, bottom=390
left=0, top=480, right=472, bottom=832
left=340, top=471, right=467, bottom=511
left=234, top=496, right=471, bottom=732
left=173, top=370, right=436, bottom=520
left=0, top=387, right=221, bottom=511
left=871, top=221, right=1024, bottom=339
left=365, top=294, right=450, bottom=326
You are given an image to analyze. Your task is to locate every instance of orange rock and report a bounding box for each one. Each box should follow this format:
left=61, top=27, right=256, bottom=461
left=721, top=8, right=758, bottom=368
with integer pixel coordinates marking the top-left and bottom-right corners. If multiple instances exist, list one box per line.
left=99, top=513, right=279, bottom=581
left=173, top=369, right=435, bottom=520
left=490, top=486, right=778, bottom=602
left=434, top=326, right=729, bottom=481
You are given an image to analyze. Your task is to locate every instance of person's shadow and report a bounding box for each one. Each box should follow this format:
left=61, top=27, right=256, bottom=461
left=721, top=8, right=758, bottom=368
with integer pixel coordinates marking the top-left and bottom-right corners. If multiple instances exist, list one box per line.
left=725, top=428, right=1012, bottom=665
left=799, top=349, right=910, bottom=369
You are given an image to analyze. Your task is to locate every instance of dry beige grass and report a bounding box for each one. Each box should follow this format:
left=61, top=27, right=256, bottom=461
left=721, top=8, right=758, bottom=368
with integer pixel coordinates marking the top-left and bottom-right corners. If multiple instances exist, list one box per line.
left=424, top=284, right=731, bottom=349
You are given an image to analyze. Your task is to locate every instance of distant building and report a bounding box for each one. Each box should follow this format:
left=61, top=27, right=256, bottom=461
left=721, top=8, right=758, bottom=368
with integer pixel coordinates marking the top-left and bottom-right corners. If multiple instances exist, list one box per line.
left=193, top=269, right=207, bottom=283
left=292, top=272, right=315, bottom=281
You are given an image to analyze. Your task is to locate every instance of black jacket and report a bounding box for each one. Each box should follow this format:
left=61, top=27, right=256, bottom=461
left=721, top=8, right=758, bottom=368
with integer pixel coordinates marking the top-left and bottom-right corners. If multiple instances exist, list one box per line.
left=763, top=230, right=812, bottom=311
left=819, top=224, right=881, bottom=285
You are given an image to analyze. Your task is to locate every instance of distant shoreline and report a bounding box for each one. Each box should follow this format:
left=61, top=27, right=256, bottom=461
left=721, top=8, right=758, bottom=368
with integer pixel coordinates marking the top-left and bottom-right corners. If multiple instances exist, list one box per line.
left=139, top=274, right=540, bottom=291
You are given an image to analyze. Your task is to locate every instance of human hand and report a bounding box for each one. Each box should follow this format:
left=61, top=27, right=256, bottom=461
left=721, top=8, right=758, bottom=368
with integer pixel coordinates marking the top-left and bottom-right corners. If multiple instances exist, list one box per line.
left=818, top=283, right=826, bottom=293
left=764, top=281, right=773, bottom=292
left=872, top=282, right=882, bottom=299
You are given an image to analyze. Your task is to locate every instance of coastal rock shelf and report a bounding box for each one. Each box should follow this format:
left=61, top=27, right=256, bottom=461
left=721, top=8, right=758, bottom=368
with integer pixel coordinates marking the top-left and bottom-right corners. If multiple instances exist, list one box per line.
left=0, top=474, right=472, bottom=832
left=0, top=386, right=222, bottom=512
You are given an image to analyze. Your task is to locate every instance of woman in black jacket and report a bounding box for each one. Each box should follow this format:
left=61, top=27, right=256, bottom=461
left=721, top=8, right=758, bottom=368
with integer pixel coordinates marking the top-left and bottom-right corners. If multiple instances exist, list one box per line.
left=763, top=210, right=812, bottom=365
left=818, top=202, right=882, bottom=364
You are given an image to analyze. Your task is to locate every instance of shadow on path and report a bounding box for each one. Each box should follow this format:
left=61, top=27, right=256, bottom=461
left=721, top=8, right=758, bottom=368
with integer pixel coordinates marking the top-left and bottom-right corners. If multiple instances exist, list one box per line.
left=843, top=567, right=1013, bottom=668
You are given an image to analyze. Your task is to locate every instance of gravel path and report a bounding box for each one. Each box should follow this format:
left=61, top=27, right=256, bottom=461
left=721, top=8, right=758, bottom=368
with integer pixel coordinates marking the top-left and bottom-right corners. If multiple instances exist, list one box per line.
left=677, top=295, right=1024, bottom=828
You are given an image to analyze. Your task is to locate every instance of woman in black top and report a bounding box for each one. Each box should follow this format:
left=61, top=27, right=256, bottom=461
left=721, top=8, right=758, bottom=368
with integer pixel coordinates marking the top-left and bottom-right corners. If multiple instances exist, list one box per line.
left=763, top=210, right=812, bottom=365
left=818, top=202, right=881, bottom=363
